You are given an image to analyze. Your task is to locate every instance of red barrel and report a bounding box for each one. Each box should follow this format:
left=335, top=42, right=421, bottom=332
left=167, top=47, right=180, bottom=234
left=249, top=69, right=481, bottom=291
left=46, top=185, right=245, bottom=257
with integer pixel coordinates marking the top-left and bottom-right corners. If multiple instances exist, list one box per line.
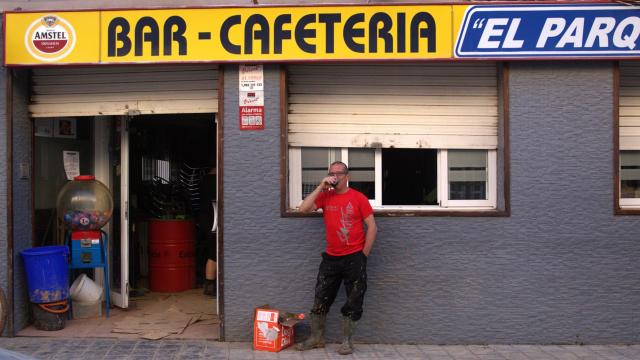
left=148, top=219, right=196, bottom=292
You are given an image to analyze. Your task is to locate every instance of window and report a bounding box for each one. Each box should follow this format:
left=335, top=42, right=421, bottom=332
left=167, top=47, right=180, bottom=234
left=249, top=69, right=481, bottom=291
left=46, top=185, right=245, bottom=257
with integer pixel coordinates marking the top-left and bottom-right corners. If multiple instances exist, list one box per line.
left=620, top=151, right=640, bottom=208
left=619, top=63, right=640, bottom=210
left=443, top=150, right=494, bottom=207
left=348, top=148, right=375, bottom=199
left=285, top=63, right=501, bottom=212
left=288, top=147, right=497, bottom=210
left=301, top=148, right=341, bottom=198
left=382, top=149, right=437, bottom=206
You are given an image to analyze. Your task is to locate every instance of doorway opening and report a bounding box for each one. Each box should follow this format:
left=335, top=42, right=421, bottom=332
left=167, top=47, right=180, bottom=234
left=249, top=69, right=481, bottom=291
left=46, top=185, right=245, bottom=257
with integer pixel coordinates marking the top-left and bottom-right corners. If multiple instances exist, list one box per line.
left=28, top=113, right=219, bottom=340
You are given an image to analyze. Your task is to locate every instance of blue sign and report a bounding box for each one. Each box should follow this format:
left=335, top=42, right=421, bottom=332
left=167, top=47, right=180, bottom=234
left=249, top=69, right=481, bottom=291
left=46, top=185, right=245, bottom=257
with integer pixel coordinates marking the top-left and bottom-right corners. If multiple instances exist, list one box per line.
left=455, top=5, right=640, bottom=58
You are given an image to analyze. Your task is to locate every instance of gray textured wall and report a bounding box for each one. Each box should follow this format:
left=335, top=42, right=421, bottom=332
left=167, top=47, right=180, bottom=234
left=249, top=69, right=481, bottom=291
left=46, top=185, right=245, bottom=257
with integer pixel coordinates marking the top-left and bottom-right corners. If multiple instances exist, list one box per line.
left=222, top=62, right=640, bottom=344
left=0, top=27, right=31, bottom=335
left=11, top=69, right=33, bottom=333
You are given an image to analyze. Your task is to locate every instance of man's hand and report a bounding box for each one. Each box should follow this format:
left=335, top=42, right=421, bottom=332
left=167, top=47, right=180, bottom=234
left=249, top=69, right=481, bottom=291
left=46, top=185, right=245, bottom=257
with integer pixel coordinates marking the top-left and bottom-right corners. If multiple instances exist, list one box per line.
left=299, top=176, right=335, bottom=213
left=321, top=175, right=338, bottom=190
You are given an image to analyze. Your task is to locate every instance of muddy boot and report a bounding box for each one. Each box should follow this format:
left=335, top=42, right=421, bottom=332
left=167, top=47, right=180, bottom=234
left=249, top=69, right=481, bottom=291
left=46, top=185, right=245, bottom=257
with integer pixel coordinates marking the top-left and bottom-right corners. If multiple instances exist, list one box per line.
left=337, top=316, right=357, bottom=355
left=295, top=313, right=326, bottom=350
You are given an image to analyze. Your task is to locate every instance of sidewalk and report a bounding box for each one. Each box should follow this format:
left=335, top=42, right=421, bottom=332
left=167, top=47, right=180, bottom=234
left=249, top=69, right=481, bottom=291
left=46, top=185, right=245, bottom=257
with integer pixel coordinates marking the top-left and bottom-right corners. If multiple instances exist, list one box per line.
left=1, top=338, right=639, bottom=360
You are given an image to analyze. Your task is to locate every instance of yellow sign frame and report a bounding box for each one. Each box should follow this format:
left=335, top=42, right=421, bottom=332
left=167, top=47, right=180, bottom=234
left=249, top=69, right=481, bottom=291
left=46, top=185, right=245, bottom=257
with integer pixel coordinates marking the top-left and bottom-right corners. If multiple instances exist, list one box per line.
left=4, top=5, right=466, bottom=65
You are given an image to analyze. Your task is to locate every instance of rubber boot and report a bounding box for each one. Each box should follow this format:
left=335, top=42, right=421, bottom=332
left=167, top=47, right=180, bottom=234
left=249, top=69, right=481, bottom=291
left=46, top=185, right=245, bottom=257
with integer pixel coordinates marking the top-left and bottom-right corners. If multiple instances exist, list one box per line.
left=295, top=313, right=326, bottom=350
left=337, top=316, right=357, bottom=355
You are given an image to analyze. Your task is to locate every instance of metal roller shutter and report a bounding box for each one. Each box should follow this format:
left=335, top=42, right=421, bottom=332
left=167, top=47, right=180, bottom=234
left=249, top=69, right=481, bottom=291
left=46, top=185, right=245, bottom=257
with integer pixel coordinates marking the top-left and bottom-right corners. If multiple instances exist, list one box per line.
left=287, top=64, right=498, bottom=149
left=620, top=62, right=640, bottom=150
left=29, top=65, right=218, bottom=117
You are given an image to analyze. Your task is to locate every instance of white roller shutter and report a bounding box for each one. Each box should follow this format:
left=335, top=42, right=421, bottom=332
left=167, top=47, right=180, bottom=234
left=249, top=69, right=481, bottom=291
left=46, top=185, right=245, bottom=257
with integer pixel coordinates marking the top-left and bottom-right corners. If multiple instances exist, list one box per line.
left=287, top=64, right=498, bottom=149
left=620, top=62, right=640, bottom=150
left=30, top=65, right=218, bottom=117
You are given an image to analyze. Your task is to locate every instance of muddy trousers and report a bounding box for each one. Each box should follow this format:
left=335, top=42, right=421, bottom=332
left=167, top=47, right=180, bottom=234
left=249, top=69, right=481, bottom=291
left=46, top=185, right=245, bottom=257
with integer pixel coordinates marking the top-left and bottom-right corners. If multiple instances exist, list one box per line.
left=310, top=251, right=368, bottom=321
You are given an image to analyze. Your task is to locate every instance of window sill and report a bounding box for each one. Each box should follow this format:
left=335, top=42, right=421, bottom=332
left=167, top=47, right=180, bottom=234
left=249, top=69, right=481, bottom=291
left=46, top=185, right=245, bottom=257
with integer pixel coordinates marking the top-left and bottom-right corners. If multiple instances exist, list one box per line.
left=282, top=208, right=509, bottom=217
left=615, top=206, right=640, bottom=215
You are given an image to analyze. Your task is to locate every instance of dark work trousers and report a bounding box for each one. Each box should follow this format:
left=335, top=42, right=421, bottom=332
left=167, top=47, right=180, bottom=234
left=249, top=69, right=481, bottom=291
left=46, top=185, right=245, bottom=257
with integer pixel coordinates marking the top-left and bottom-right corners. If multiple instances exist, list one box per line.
left=310, top=251, right=368, bottom=321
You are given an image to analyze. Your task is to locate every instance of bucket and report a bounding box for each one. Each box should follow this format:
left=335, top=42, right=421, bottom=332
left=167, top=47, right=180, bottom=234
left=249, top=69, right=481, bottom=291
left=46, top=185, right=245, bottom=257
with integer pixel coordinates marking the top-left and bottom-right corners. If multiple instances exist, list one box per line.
left=149, top=219, right=195, bottom=292
left=72, top=299, right=102, bottom=319
left=32, top=300, right=68, bottom=331
left=20, top=246, right=69, bottom=303
left=70, top=273, right=102, bottom=302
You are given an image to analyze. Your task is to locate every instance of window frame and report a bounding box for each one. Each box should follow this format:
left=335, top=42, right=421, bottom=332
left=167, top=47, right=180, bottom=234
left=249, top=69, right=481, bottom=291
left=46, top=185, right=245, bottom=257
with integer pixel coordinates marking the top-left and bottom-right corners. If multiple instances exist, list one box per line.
left=288, top=147, right=497, bottom=211
left=615, top=62, right=640, bottom=214
left=441, top=149, right=497, bottom=209
left=280, top=64, right=510, bottom=217
left=618, top=151, right=640, bottom=208
left=619, top=197, right=640, bottom=208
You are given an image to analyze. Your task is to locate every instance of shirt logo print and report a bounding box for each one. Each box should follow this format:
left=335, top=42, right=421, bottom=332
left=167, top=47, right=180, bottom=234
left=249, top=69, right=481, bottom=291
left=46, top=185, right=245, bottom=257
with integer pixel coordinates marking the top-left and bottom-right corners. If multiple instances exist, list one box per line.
left=337, top=202, right=354, bottom=244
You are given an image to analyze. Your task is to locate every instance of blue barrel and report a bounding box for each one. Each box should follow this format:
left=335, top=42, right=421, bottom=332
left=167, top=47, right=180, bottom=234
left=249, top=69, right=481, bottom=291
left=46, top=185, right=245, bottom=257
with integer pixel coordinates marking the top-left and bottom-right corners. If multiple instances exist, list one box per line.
left=20, top=246, right=69, bottom=303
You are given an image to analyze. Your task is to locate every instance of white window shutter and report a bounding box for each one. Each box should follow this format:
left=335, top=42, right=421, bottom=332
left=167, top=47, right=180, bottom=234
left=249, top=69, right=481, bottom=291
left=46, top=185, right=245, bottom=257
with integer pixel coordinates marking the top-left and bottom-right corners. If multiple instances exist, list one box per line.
left=287, top=64, right=498, bottom=149
left=29, top=65, right=218, bottom=117
left=620, top=62, right=640, bottom=150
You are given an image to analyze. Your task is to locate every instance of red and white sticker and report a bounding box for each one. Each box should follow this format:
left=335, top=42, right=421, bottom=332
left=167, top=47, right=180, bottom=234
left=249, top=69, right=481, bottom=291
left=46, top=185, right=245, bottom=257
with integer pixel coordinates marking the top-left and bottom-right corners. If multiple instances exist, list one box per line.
left=239, top=106, right=264, bottom=130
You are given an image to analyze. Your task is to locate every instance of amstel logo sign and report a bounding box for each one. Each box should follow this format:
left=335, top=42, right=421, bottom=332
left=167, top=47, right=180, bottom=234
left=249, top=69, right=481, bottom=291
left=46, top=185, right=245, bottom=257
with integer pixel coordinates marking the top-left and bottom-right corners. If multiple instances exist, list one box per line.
left=25, top=15, right=76, bottom=62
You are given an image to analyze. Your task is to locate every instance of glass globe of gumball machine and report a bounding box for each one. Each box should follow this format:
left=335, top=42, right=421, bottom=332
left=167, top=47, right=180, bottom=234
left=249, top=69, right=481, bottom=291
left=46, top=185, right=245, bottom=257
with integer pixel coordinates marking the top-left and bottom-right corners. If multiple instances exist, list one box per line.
left=57, top=175, right=113, bottom=317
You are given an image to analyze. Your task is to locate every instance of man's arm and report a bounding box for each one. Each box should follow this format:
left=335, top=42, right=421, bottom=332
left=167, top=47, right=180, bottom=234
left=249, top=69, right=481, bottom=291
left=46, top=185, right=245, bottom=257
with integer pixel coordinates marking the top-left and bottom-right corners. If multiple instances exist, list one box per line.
left=362, top=214, right=377, bottom=257
left=298, top=176, right=333, bottom=213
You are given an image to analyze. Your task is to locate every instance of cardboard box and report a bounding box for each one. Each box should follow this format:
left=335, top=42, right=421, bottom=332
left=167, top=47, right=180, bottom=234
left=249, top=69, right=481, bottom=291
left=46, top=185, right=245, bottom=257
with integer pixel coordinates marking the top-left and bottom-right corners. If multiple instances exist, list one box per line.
left=253, top=306, right=302, bottom=352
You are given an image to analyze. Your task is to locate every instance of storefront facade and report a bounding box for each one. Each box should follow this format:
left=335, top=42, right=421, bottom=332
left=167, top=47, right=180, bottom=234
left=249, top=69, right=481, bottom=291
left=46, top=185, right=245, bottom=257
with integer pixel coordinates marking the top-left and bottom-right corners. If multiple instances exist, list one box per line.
left=1, top=1, right=640, bottom=344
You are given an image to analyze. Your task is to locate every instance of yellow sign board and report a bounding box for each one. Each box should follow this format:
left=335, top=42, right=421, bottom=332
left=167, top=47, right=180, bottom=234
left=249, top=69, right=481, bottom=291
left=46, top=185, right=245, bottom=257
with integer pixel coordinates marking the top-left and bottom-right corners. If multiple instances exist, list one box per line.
left=4, top=5, right=459, bottom=65
left=7, top=5, right=640, bottom=65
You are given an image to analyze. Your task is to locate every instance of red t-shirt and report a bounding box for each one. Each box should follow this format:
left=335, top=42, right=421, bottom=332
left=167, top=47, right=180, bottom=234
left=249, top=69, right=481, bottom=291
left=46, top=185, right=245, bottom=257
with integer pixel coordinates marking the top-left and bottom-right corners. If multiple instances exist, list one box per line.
left=314, top=188, right=374, bottom=256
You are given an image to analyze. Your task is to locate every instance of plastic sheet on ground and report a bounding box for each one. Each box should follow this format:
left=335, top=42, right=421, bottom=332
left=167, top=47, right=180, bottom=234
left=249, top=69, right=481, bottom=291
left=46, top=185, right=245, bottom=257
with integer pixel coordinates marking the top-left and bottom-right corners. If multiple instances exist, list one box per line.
left=112, top=289, right=219, bottom=340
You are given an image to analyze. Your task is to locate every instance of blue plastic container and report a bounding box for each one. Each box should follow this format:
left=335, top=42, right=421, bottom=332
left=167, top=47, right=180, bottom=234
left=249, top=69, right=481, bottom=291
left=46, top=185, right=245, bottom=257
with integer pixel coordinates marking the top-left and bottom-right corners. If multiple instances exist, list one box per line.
left=20, top=246, right=69, bottom=303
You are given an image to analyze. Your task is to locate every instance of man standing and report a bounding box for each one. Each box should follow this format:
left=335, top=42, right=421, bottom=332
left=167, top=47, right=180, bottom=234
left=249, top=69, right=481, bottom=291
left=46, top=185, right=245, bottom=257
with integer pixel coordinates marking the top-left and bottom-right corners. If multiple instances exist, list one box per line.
left=296, top=161, right=377, bottom=355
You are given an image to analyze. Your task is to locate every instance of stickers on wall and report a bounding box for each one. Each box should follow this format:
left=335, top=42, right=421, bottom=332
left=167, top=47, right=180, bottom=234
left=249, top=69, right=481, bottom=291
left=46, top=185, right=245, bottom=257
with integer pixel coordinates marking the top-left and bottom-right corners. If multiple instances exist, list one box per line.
left=239, top=65, right=265, bottom=130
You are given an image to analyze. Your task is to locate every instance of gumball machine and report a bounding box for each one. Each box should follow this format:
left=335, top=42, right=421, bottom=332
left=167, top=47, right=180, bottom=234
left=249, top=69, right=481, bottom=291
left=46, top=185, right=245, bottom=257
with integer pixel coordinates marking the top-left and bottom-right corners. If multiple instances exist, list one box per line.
left=57, top=175, right=113, bottom=317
